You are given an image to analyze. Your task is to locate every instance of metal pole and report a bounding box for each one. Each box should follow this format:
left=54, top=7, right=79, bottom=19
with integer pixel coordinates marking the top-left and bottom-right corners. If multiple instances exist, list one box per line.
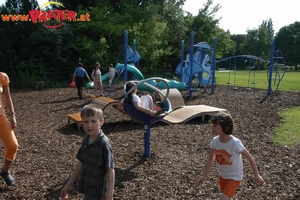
left=144, top=124, right=151, bottom=158
left=180, top=40, right=184, bottom=82
left=189, top=31, right=194, bottom=97
left=233, top=58, right=237, bottom=90
left=132, top=39, right=136, bottom=80
left=124, top=30, right=128, bottom=83
left=211, top=38, right=217, bottom=94
left=268, top=38, right=275, bottom=95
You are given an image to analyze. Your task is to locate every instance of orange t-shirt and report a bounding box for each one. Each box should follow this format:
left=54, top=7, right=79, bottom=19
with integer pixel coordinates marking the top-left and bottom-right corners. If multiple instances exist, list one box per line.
left=0, top=72, right=10, bottom=116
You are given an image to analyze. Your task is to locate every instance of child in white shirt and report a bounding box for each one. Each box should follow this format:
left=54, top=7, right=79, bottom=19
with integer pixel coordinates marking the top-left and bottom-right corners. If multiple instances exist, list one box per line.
left=199, top=111, right=264, bottom=199
left=91, top=62, right=103, bottom=96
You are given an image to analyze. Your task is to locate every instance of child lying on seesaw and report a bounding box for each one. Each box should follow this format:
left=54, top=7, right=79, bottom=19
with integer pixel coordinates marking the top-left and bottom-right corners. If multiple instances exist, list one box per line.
left=117, top=81, right=165, bottom=116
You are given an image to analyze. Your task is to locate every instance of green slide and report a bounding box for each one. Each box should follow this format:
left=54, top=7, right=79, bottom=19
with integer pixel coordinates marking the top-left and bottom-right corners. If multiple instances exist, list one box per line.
left=101, top=63, right=144, bottom=81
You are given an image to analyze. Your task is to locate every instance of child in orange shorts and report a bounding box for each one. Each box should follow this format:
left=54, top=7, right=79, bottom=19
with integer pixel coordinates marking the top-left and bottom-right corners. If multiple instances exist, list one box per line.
left=199, top=111, right=264, bottom=199
left=0, top=72, right=18, bottom=186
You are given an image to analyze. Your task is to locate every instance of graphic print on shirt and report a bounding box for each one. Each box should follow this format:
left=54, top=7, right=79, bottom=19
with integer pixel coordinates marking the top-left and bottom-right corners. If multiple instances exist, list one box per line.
left=215, top=149, right=232, bottom=165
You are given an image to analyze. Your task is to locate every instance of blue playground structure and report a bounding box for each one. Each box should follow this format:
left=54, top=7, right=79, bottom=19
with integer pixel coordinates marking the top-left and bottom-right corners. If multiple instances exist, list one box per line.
left=175, top=42, right=213, bottom=86
left=173, top=31, right=285, bottom=96
left=98, top=31, right=285, bottom=98
left=175, top=31, right=217, bottom=96
left=97, top=30, right=187, bottom=96
left=99, top=43, right=143, bottom=96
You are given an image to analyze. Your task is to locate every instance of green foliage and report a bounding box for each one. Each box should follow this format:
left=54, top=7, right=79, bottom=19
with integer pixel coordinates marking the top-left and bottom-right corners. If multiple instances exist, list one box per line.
left=236, top=20, right=274, bottom=60
left=214, top=28, right=235, bottom=58
left=18, top=70, right=37, bottom=89
left=272, top=106, right=300, bottom=146
left=260, top=19, right=274, bottom=38
left=275, top=22, right=300, bottom=71
left=230, top=34, right=246, bottom=55
left=241, top=28, right=270, bottom=58
left=190, top=0, right=221, bottom=42
left=0, top=0, right=299, bottom=88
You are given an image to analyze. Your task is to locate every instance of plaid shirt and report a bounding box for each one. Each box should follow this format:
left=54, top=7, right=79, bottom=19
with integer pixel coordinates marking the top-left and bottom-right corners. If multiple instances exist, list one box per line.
left=76, top=131, right=114, bottom=199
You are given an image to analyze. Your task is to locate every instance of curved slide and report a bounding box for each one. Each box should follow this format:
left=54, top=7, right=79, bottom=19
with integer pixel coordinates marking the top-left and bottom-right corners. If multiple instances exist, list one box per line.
left=101, top=63, right=144, bottom=81
left=100, top=62, right=185, bottom=92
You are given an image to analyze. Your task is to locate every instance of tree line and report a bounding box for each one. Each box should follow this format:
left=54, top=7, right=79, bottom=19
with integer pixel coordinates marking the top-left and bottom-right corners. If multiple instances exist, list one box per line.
left=0, top=0, right=299, bottom=88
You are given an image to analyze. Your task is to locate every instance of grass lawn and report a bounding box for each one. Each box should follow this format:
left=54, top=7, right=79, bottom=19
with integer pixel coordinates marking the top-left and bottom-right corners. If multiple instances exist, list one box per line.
left=215, top=70, right=300, bottom=91
left=272, top=107, right=300, bottom=146
left=215, top=70, right=300, bottom=146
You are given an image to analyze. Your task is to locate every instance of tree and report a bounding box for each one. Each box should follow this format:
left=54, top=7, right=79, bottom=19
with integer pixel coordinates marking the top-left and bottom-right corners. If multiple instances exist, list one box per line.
left=0, top=0, right=77, bottom=87
left=189, top=0, right=221, bottom=43
left=214, top=28, right=235, bottom=59
left=240, top=19, right=274, bottom=59
left=230, top=34, right=246, bottom=55
left=0, top=0, right=230, bottom=88
left=275, top=22, right=300, bottom=71
left=260, top=19, right=274, bottom=38
left=0, top=0, right=41, bottom=86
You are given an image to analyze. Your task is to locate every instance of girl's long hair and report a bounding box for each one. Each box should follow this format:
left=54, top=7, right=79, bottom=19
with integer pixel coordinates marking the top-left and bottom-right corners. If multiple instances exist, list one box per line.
left=94, top=62, right=100, bottom=76
left=125, top=81, right=135, bottom=105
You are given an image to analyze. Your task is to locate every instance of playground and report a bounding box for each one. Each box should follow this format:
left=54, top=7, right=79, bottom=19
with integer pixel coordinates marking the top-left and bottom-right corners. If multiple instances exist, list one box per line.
left=1, top=84, right=300, bottom=199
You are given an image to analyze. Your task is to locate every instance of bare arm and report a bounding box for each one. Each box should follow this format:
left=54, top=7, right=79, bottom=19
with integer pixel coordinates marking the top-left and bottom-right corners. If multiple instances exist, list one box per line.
left=199, top=148, right=215, bottom=184
left=117, top=101, right=126, bottom=114
left=105, top=168, right=115, bottom=200
left=91, top=70, right=95, bottom=82
left=3, top=84, right=16, bottom=129
left=60, top=162, right=82, bottom=199
left=86, top=74, right=92, bottom=82
left=241, top=149, right=265, bottom=185
left=117, top=101, right=124, bottom=111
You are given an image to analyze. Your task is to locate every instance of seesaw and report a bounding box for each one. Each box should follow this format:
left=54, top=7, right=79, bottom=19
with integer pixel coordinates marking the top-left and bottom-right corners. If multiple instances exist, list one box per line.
left=123, top=77, right=171, bottom=158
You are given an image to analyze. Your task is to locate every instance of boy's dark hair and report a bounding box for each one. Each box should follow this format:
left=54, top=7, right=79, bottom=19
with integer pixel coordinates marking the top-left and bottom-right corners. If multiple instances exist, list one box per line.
left=209, top=111, right=234, bottom=135
left=125, top=81, right=135, bottom=105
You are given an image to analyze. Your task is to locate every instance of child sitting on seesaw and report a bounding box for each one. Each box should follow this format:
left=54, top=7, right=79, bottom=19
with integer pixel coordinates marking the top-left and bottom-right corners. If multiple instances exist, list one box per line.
left=117, top=81, right=165, bottom=116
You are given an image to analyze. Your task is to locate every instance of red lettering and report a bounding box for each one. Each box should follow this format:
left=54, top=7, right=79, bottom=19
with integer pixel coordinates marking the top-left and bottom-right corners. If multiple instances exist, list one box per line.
left=29, top=10, right=40, bottom=23
left=60, top=10, right=67, bottom=21
left=38, top=11, right=48, bottom=22
left=54, top=10, right=63, bottom=21
left=67, top=10, right=76, bottom=21
left=47, top=10, right=58, bottom=20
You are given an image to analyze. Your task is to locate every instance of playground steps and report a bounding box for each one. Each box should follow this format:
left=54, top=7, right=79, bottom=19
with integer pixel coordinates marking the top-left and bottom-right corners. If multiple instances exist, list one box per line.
left=68, top=97, right=120, bottom=131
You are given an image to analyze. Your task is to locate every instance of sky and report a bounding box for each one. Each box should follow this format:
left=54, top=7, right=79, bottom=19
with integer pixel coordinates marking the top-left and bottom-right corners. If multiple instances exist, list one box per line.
left=183, top=0, right=299, bottom=35
left=1, top=0, right=298, bottom=35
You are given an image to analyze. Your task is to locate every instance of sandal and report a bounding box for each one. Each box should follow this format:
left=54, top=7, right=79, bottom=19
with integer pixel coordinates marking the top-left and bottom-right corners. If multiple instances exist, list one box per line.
left=1, top=169, right=15, bottom=186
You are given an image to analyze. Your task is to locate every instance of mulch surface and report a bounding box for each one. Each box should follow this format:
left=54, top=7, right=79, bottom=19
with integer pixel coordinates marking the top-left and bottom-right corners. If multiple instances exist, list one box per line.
left=1, top=85, right=300, bottom=199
